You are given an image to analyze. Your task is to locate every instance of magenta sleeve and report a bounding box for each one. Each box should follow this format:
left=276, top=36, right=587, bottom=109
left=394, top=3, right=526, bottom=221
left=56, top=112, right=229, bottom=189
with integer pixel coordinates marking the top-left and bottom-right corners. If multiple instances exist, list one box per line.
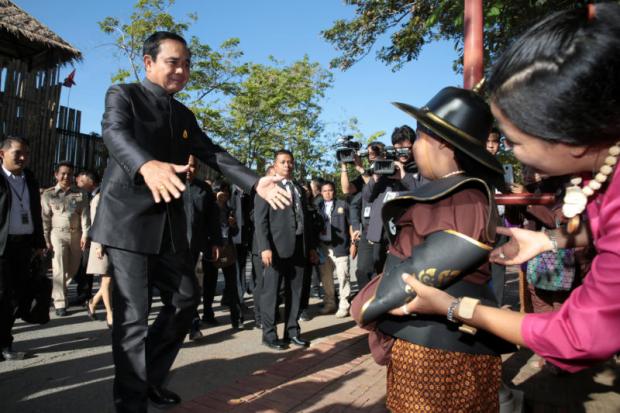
left=521, top=175, right=620, bottom=372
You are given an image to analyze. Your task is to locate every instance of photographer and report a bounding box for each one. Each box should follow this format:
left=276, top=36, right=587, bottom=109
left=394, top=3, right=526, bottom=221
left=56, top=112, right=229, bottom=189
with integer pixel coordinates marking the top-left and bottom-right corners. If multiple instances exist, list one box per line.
left=359, top=126, right=426, bottom=288
left=340, top=141, right=384, bottom=196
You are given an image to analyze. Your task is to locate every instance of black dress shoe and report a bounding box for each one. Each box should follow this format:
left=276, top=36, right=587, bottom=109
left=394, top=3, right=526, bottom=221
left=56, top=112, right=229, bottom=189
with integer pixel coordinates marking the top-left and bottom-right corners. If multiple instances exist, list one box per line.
left=299, top=309, right=312, bottom=322
left=262, top=338, right=288, bottom=350
left=254, top=321, right=263, bottom=330
left=231, top=317, right=243, bottom=330
left=147, top=386, right=181, bottom=406
left=55, top=308, right=67, bottom=317
left=1, top=347, right=26, bottom=361
left=287, top=336, right=311, bottom=347
left=201, top=314, right=218, bottom=326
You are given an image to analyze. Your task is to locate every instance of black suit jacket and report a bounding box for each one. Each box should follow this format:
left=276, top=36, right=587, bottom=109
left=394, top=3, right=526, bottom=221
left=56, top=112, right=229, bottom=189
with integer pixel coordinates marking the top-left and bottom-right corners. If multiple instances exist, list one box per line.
left=184, top=179, right=222, bottom=256
left=90, top=79, right=258, bottom=254
left=0, top=168, right=45, bottom=254
left=317, top=199, right=351, bottom=257
left=253, top=181, right=315, bottom=259
left=230, top=185, right=252, bottom=246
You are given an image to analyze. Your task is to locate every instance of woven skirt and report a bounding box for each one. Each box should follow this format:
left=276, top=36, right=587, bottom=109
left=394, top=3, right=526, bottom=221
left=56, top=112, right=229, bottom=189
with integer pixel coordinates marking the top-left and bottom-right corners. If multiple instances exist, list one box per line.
left=386, top=339, right=501, bottom=413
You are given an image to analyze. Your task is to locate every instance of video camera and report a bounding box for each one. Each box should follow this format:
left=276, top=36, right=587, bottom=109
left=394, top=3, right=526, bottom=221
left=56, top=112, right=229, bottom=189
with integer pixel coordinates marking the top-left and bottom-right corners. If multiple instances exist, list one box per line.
left=370, top=146, right=414, bottom=175
left=335, top=135, right=362, bottom=163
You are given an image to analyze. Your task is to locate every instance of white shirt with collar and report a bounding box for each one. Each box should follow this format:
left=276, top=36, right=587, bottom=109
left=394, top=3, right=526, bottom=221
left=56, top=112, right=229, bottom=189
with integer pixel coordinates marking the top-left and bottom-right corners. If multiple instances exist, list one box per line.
left=2, top=165, right=33, bottom=235
left=319, top=200, right=334, bottom=242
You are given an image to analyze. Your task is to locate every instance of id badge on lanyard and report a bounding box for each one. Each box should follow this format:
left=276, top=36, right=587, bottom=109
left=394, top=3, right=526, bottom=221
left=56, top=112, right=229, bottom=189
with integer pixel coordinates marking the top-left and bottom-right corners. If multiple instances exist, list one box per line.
left=363, top=206, right=371, bottom=218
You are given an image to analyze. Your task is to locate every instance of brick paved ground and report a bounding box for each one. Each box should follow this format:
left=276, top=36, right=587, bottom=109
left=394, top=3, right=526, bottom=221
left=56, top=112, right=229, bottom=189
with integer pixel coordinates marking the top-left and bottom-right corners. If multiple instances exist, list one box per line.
left=2, top=268, right=618, bottom=412
left=171, top=323, right=620, bottom=413
left=170, top=326, right=388, bottom=413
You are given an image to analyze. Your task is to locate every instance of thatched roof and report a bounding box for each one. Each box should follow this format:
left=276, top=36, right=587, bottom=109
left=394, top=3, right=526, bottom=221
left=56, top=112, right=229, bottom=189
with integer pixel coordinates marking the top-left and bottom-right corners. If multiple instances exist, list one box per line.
left=0, top=0, right=81, bottom=69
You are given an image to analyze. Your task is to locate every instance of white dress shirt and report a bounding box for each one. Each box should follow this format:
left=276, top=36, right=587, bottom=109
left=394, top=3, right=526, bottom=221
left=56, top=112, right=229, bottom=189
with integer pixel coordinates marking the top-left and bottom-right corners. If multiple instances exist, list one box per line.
left=319, top=200, right=334, bottom=242
left=2, top=165, right=34, bottom=235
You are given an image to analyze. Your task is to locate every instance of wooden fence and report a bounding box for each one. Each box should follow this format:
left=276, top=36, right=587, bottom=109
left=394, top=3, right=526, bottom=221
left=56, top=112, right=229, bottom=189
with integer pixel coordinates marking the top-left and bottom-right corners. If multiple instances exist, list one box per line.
left=0, top=59, right=62, bottom=186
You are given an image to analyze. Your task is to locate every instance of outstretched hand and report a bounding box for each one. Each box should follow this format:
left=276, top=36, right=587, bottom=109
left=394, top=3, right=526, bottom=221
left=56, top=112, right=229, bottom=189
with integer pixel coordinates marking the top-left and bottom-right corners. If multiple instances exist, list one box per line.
left=489, top=227, right=551, bottom=265
left=139, top=160, right=189, bottom=203
left=256, top=175, right=291, bottom=210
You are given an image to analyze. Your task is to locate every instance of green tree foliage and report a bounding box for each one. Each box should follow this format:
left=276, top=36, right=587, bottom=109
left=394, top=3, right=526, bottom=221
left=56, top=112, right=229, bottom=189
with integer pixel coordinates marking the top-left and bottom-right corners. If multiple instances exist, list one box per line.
left=98, top=0, right=248, bottom=135
left=322, top=1, right=603, bottom=72
left=98, top=0, right=196, bottom=83
left=99, top=0, right=335, bottom=179
left=178, top=37, right=249, bottom=134
left=223, top=56, right=334, bottom=177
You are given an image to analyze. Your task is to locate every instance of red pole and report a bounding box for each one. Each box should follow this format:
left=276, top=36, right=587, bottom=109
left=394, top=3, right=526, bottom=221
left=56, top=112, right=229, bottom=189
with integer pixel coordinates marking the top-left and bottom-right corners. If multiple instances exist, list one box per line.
left=463, top=0, right=484, bottom=89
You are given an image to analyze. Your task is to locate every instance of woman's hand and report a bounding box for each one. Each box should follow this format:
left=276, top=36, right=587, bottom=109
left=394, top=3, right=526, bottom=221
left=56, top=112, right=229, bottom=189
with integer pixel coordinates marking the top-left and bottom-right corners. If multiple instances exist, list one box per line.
left=388, top=273, right=454, bottom=317
left=489, top=226, right=552, bottom=265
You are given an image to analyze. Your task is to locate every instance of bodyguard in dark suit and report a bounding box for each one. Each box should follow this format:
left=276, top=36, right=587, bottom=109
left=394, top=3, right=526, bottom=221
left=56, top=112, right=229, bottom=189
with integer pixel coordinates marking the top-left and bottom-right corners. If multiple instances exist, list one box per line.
left=249, top=165, right=275, bottom=328
left=89, top=32, right=291, bottom=413
left=0, top=137, right=45, bottom=361
left=254, top=150, right=318, bottom=350
left=183, top=156, right=222, bottom=264
left=183, top=155, right=222, bottom=340
left=229, top=184, right=252, bottom=304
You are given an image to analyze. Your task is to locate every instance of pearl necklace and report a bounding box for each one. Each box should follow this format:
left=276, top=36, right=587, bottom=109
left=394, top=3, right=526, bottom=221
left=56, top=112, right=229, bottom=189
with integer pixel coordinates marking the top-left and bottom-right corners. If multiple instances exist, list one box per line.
left=440, top=170, right=465, bottom=179
left=562, top=141, right=620, bottom=233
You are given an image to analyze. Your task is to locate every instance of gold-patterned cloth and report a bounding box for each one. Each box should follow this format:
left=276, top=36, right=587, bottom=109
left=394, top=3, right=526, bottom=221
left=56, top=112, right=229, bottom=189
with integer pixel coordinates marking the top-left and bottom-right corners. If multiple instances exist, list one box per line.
left=387, top=339, right=501, bottom=413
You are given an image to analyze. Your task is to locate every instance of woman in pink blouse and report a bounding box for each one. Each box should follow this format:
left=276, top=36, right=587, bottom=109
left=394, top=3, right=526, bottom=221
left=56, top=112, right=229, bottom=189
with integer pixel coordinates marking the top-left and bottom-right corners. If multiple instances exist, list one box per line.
left=395, top=2, right=620, bottom=373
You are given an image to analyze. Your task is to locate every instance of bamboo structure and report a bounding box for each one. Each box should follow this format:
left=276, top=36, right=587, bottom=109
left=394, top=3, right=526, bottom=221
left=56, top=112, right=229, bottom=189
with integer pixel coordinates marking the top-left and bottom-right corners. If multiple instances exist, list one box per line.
left=0, top=0, right=82, bottom=186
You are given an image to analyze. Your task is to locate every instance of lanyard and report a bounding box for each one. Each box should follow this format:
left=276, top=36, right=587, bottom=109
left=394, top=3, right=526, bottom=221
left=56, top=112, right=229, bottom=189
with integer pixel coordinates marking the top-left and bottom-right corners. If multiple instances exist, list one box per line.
left=7, top=175, right=27, bottom=208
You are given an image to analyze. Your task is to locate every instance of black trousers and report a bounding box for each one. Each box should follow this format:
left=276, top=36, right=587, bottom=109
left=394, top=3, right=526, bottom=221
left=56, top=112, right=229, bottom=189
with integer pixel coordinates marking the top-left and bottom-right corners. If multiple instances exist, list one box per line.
left=299, top=265, right=312, bottom=312
left=0, top=236, right=32, bottom=349
left=201, top=257, right=241, bottom=324
left=260, top=236, right=305, bottom=341
left=233, top=243, right=249, bottom=301
left=107, top=246, right=199, bottom=413
left=73, top=247, right=93, bottom=304
left=251, top=253, right=264, bottom=323
left=355, top=232, right=387, bottom=291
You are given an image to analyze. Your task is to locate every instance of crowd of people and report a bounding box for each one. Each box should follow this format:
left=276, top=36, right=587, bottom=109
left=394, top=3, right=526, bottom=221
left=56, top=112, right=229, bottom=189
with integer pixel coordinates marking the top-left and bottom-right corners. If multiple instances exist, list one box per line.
left=1, top=3, right=620, bottom=413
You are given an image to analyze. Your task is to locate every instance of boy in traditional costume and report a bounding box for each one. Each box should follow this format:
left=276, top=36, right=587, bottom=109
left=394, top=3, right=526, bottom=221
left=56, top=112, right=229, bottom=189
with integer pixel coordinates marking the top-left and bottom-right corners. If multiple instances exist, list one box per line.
left=352, top=86, right=513, bottom=412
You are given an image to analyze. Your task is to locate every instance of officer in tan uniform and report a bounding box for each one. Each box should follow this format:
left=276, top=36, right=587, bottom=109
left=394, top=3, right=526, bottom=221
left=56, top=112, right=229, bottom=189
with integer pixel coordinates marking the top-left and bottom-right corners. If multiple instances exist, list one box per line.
left=41, top=161, right=90, bottom=316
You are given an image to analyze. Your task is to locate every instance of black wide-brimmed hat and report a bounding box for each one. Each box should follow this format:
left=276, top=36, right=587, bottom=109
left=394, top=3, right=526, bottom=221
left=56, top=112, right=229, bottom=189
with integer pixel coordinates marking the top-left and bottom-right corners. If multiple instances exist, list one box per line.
left=393, top=86, right=503, bottom=175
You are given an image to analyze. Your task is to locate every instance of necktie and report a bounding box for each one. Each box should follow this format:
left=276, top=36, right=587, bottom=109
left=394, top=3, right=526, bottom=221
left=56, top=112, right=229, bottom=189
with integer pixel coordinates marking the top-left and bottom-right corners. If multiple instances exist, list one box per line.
left=286, top=182, right=304, bottom=235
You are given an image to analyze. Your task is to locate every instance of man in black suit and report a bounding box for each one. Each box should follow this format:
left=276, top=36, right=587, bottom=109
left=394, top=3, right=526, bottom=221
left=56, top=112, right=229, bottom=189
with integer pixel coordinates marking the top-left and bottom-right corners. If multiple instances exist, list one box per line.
left=0, top=137, right=46, bottom=361
left=183, top=155, right=221, bottom=340
left=254, top=150, right=318, bottom=350
left=228, top=184, right=252, bottom=306
left=249, top=164, right=275, bottom=329
left=89, top=32, right=290, bottom=413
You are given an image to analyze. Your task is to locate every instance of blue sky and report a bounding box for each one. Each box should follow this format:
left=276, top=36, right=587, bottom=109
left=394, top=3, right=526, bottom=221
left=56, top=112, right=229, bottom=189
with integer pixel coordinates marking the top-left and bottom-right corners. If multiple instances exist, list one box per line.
left=16, top=0, right=462, bottom=145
